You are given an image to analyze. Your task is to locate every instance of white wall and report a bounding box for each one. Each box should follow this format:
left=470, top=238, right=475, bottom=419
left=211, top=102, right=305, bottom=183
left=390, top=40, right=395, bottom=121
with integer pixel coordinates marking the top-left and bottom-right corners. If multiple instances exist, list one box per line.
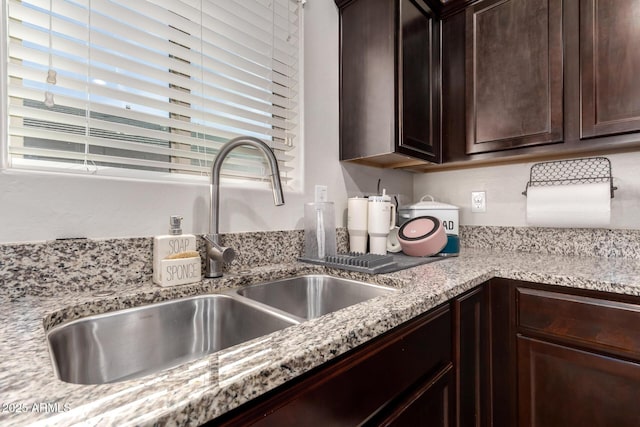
left=6, top=2, right=639, bottom=243
left=413, top=152, right=640, bottom=230
left=0, top=1, right=414, bottom=243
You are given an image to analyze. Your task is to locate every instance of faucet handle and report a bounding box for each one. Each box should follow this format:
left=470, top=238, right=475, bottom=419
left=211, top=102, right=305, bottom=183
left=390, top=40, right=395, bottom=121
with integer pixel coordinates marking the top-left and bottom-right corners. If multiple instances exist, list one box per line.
left=212, top=245, right=236, bottom=264
left=203, top=234, right=236, bottom=264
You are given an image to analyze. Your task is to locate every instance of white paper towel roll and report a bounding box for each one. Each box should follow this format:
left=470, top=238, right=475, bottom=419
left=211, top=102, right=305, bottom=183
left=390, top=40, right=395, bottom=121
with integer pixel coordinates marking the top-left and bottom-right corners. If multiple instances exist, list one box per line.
left=526, top=182, right=611, bottom=228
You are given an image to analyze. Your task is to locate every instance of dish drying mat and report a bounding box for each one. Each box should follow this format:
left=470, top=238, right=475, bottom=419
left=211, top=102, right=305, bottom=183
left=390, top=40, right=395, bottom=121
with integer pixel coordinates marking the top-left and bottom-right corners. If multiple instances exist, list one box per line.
left=299, top=252, right=444, bottom=274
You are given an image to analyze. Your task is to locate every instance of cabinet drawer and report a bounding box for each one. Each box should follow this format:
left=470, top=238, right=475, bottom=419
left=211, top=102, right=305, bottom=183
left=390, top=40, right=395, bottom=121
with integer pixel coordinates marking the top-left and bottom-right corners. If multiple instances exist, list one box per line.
left=517, top=287, right=640, bottom=359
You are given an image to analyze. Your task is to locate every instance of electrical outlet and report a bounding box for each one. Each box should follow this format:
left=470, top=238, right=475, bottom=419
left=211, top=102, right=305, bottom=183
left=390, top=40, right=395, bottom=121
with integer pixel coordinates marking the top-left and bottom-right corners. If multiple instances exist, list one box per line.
left=471, top=191, right=486, bottom=213
left=315, top=185, right=328, bottom=202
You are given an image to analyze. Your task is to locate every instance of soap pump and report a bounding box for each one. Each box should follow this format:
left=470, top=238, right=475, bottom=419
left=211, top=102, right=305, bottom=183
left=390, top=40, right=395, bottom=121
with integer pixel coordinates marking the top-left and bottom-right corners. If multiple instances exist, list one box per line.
left=153, top=215, right=201, bottom=286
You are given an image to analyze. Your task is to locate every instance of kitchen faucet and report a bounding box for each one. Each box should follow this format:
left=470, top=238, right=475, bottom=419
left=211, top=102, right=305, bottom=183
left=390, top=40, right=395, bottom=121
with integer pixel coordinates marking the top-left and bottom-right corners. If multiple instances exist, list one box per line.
left=204, top=136, right=285, bottom=278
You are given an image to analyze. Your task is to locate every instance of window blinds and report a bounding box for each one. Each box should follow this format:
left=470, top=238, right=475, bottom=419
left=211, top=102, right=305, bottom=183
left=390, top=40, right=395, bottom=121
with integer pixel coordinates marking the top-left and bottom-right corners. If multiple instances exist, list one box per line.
left=5, top=0, right=300, bottom=182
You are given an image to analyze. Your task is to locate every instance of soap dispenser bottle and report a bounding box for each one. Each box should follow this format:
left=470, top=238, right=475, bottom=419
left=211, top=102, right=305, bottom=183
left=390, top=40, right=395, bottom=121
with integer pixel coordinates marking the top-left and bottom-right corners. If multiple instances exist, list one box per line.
left=153, top=215, right=201, bottom=286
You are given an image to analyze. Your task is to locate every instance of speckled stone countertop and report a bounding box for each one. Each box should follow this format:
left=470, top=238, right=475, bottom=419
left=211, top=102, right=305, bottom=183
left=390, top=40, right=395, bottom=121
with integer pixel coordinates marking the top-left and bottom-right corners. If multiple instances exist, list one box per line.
left=3, top=244, right=640, bottom=426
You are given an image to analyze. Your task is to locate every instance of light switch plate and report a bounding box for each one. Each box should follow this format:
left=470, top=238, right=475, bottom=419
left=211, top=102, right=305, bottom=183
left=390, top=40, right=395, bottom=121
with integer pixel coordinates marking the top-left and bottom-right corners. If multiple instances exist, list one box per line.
left=471, top=191, right=486, bottom=213
left=315, top=185, right=328, bottom=202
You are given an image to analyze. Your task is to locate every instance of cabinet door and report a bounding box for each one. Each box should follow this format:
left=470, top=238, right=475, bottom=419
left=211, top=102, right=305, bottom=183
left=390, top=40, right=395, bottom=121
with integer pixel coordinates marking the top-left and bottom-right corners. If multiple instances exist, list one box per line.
left=454, top=286, right=489, bottom=427
left=372, top=365, right=455, bottom=427
left=518, top=336, right=640, bottom=427
left=398, top=0, right=440, bottom=162
left=580, top=0, right=640, bottom=138
left=338, top=0, right=440, bottom=165
left=465, top=0, right=563, bottom=154
left=339, top=0, right=396, bottom=161
left=489, top=278, right=518, bottom=427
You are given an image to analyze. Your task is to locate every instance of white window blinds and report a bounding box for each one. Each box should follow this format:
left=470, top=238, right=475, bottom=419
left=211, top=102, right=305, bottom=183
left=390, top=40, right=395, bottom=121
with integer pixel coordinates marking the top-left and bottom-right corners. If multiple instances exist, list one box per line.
left=5, top=0, right=301, bottom=183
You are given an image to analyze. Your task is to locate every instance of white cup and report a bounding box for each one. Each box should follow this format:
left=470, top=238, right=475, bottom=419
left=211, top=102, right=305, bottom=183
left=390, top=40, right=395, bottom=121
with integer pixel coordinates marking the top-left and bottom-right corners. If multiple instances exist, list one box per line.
left=367, top=190, right=396, bottom=255
left=347, top=197, right=369, bottom=253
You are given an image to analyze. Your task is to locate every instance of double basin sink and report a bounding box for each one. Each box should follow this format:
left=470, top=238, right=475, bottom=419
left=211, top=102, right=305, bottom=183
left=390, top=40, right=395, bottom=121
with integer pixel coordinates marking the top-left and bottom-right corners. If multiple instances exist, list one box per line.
left=47, top=275, right=396, bottom=385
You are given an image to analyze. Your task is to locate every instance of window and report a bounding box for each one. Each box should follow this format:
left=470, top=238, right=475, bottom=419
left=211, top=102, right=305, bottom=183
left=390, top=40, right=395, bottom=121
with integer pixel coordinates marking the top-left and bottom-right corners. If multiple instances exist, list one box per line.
left=4, top=0, right=301, bottom=184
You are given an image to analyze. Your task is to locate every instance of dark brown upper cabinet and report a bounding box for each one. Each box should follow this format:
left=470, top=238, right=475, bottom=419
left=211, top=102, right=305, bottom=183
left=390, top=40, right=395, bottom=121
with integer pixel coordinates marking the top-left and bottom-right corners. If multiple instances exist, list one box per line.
left=337, top=0, right=640, bottom=170
left=580, top=0, right=640, bottom=139
left=337, top=0, right=441, bottom=166
left=440, top=0, right=640, bottom=168
left=464, top=0, right=563, bottom=154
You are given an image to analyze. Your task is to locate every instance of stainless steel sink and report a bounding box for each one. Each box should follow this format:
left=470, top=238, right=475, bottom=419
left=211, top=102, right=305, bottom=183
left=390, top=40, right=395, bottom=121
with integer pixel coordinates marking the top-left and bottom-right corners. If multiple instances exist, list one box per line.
left=47, top=294, right=299, bottom=385
left=235, top=275, right=397, bottom=320
left=47, top=275, right=396, bottom=385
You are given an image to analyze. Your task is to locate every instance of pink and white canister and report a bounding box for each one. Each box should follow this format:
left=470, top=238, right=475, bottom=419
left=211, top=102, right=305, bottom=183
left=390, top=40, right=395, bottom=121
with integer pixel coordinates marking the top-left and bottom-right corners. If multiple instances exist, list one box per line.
left=397, top=216, right=447, bottom=257
left=399, top=195, right=460, bottom=256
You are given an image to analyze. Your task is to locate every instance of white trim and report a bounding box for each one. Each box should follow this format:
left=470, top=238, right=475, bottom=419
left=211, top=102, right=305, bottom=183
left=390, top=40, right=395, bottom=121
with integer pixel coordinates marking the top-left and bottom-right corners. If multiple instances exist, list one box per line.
left=292, top=0, right=305, bottom=193
left=0, top=0, right=8, bottom=169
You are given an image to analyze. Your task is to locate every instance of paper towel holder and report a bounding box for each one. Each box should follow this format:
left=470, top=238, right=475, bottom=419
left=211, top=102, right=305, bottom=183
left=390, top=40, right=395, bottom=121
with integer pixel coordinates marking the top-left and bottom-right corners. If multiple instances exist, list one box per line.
left=522, top=156, right=617, bottom=198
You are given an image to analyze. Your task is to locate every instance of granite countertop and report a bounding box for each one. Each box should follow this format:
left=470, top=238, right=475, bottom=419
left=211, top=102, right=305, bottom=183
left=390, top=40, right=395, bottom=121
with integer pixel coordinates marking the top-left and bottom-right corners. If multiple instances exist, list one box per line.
left=2, top=248, right=640, bottom=426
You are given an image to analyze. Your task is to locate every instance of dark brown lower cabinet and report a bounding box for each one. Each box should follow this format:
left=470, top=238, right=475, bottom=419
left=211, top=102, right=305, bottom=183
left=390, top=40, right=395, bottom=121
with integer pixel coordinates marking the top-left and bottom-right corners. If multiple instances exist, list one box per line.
left=492, top=278, right=640, bottom=427
left=212, top=304, right=453, bottom=426
left=489, top=278, right=518, bottom=427
left=209, top=279, right=640, bottom=426
left=518, top=336, right=640, bottom=427
left=454, top=285, right=489, bottom=427
left=370, top=364, right=454, bottom=426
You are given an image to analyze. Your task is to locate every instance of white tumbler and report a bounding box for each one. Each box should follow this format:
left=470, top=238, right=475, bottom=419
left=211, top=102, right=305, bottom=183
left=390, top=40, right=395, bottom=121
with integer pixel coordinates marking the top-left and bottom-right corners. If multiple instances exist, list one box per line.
left=367, top=190, right=396, bottom=255
left=347, top=197, right=369, bottom=253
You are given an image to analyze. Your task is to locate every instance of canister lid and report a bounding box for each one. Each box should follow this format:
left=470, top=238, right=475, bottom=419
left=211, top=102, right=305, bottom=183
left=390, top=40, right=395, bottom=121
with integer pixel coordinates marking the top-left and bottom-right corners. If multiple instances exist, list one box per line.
left=400, top=195, right=459, bottom=211
left=398, top=216, right=441, bottom=241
